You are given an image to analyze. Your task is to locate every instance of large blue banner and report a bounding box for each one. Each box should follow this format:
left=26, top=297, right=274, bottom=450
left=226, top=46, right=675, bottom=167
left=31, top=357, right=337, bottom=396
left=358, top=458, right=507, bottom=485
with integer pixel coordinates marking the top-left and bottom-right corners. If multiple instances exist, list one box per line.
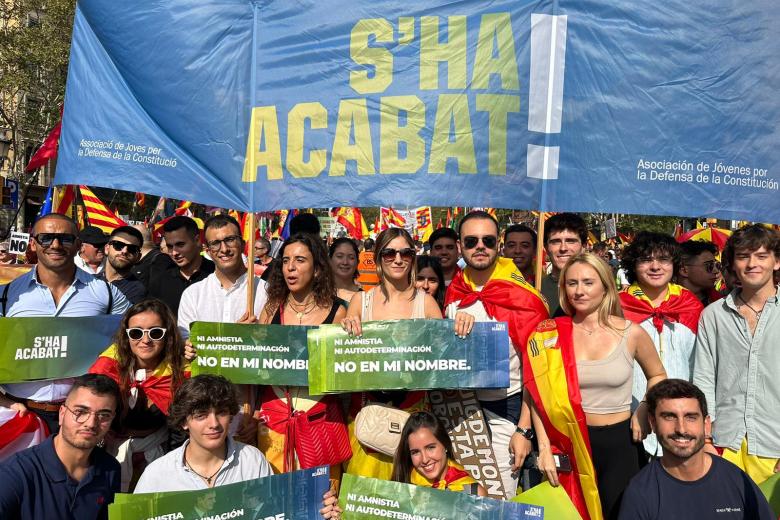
left=56, top=1, right=780, bottom=221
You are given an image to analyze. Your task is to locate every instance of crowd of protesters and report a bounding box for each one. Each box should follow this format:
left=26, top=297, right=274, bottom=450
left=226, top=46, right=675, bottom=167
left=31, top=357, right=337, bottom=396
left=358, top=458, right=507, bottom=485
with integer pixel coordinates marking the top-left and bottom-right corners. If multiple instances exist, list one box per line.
left=0, top=209, right=777, bottom=520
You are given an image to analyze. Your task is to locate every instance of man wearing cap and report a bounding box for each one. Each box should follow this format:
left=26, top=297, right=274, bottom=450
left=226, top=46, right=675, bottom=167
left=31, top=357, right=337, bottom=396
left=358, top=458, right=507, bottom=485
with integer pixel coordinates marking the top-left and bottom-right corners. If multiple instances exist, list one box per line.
left=74, top=226, right=108, bottom=274
left=0, top=214, right=129, bottom=438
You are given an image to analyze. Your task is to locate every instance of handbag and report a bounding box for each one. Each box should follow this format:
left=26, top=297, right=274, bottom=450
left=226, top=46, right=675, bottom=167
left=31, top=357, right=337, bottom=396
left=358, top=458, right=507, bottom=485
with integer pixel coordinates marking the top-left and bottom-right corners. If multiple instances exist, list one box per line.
left=354, top=403, right=411, bottom=457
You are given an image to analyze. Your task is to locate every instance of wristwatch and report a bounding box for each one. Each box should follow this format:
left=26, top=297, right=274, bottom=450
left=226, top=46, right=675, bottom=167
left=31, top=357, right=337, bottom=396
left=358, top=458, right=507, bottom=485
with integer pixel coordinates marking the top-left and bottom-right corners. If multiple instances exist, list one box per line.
left=515, top=426, right=535, bottom=440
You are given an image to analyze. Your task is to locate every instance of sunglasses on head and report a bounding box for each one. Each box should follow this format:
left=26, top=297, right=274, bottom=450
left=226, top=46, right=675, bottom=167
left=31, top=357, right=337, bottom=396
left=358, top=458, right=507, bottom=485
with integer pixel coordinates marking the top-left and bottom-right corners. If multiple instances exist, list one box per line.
left=108, top=240, right=141, bottom=255
left=379, top=247, right=415, bottom=263
left=462, top=235, right=498, bottom=250
left=33, top=233, right=77, bottom=248
left=126, top=327, right=167, bottom=341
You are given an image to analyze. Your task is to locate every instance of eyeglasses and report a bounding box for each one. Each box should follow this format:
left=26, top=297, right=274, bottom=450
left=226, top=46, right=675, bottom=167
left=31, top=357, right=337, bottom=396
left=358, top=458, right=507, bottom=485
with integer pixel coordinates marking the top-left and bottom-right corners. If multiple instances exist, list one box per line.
left=462, top=235, right=498, bottom=250
left=686, top=260, right=721, bottom=273
left=379, top=247, right=415, bottom=263
left=126, top=327, right=167, bottom=341
left=62, top=404, right=114, bottom=424
left=108, top=240, right=141, bottom=255
left=33, top=233, right=77, bottom=247
left=206, top=235, right=242, bottom=252
left=637, top=256, right=673, bottom=266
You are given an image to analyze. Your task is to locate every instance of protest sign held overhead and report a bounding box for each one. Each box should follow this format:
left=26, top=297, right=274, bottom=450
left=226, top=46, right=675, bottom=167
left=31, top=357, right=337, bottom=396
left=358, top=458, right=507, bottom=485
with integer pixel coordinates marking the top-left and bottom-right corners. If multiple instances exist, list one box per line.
left=307, top=320, right=510, bottom=394
left=57, top=1, right=779, bottom=221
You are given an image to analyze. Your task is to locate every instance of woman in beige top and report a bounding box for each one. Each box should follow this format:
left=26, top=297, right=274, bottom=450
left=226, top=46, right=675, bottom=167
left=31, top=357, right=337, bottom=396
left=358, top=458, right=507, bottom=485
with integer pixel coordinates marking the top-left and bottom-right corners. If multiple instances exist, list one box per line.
left=527, top=252, right=666, bottom=520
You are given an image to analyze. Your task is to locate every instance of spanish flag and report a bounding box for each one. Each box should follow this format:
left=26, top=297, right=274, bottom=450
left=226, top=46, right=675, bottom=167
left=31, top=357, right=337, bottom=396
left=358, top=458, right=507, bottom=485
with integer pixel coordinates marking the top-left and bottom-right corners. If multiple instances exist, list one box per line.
left=445, top=257, right=548, bottom=357
left=88, top=345, right=190, bottom=414
left=410, top=459, right=478, bottom=492
left=333, top=207, right=369, bottom=239
left=524, top=318, right=602, bottom=520
left=79, top=185, right=127, bottom=233
left=619, top=283, right=702, bottom=334
left=380, top=207, right=406, bottom=230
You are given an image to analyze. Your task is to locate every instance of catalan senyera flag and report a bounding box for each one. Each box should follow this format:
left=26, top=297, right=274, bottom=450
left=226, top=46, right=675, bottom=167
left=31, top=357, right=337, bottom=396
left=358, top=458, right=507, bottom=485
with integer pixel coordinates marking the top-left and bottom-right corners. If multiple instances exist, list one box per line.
left=415, top=206, right=434, bottom=242
left=53, top=185, right=76, bottom=217
left=333, top=207, right=369, bottom=240
left=79, top=185, right=127, bottom=233
left=380, top=207, right=406, bottom=230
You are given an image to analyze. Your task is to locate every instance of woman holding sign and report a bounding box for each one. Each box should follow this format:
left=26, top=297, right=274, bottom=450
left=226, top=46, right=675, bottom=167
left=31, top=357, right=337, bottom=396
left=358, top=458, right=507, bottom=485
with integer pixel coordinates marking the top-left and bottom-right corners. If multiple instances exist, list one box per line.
left=255, top=233, right=352, bottom=485
left=524, top=253, right=666, bottom=520
left=340, top=228, right=452, bottom=481
left=89, top=298, right=190, bottom=491
left=392, top=411, right=487, bottom=496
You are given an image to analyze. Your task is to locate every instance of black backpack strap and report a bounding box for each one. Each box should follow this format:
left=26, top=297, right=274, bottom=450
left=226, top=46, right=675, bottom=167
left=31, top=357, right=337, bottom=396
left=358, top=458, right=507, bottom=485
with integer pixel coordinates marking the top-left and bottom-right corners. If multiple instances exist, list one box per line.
left=103, top=278, right=114, bottom=314
left=1, top=283, right=9, bottom=316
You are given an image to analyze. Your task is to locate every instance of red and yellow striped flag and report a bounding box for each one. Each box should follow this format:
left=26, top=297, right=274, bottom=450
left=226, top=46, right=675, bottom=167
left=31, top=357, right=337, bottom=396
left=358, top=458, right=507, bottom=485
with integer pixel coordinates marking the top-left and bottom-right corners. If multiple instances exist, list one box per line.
left=333, top=207, right=369, bottom=239
left=79, top=185, right=127, bottom=233
left=53, top=185, right=76, bottom=217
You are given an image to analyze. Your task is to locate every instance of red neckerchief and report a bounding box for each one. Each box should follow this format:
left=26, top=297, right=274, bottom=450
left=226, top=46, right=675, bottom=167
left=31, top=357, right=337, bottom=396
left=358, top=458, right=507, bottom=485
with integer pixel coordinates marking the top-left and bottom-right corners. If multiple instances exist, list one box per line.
left=444, top=257, right=549, bottom=355
left=619, top=283, right=703, bottom=334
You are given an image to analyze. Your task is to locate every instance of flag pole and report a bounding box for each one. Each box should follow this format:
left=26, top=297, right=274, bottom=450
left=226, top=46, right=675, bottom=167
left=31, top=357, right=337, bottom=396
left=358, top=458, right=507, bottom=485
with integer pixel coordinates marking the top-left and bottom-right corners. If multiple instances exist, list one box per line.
left=534, top=215, right=545, bottom=292
left=245, top=212, right=256, bottom=316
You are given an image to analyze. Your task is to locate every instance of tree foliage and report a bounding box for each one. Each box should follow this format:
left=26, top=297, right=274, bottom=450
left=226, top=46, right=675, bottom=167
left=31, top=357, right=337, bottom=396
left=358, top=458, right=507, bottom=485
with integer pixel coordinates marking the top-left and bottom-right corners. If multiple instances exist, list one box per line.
left=0, top=0, right=75, bottom=179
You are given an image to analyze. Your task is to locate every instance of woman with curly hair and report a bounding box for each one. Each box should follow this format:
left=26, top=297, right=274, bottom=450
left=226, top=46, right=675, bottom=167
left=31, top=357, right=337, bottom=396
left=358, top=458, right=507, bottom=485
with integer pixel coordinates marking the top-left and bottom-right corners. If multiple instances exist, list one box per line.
left=255, top=233, right=351, bottom=484
left=89, top=298, right=190, bottom=490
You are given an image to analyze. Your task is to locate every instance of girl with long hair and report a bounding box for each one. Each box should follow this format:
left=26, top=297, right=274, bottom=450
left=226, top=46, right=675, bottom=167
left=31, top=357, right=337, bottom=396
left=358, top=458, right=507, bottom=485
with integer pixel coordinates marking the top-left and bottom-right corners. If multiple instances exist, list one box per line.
left=415, top=255, right=446, bottom=313
left=89, top=298, right=189, bottom=490
left=255, top=233, right=351, bottom=485
left=329, top=237, right=361, bottom=304
left=524, top=253, right=666, bottom=520
left=392, top=411, right=487, bottom=496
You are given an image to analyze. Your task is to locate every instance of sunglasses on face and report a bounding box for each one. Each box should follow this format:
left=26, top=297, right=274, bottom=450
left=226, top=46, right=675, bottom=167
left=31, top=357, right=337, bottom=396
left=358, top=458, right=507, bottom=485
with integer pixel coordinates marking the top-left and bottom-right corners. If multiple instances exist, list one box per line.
left=379, top=247, right=415, bottom=263
left=108, top=240, right=141, bottom=255
left=126, top=327, right=167, bottom=341
left=687, top=260, right=722, bottom=273
left=33, top=233, right=77, bottom=248
left=462, top=235, right=498, bottom=250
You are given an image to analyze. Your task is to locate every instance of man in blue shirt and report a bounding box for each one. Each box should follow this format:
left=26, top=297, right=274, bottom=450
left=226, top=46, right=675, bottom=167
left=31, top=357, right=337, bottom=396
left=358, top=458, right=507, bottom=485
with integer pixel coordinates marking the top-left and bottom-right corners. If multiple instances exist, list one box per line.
left=0, top=374, right=121, bottom=520
left=0, top=214, right=129, bottom=434
left=619, top=379, right=773, bottom=519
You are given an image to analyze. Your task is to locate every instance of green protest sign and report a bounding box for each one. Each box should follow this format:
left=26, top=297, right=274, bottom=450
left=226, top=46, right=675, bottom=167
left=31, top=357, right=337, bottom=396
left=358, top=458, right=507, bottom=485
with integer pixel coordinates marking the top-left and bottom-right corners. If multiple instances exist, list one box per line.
left=307, top=320, right=509, bottom=395
left=0, top=315, right=121, bottom=383
left=340, top=473, right=544, bottom=519
left=190, top=322, right=309, bottom=386
left=109, top=466, right=331, bottom=520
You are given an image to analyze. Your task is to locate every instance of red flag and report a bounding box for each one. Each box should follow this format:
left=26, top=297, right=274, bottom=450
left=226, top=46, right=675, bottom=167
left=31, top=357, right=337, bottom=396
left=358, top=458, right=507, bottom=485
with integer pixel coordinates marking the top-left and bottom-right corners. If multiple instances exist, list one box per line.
left=25, top=120, right=62, bottom=172
left=135, top=192, right=146, bottom=208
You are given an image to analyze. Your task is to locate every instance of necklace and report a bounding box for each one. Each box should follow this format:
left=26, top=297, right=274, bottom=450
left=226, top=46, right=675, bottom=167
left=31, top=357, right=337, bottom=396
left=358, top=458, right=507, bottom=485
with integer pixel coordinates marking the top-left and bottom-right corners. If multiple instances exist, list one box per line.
left=287, top=294, right=316, bottom=323
left=737, top=294, right=764, bottom=317
left=184, top=452, right=222, bottom=486
left=574, top=322, right=595, bottom=335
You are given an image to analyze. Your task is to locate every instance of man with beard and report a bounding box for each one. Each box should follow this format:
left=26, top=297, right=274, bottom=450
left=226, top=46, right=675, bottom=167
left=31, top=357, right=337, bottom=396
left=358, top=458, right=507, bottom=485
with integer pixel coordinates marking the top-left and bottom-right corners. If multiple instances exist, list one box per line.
left=0, top=214, right=129, bottom=435
left=98, top=226, right=146, bottom=304
left=444, top=211, right=549, bottom=498
left=428, top=227, right=460, bottom=287
left=145, top=216, right=214, bottom=315
left=502, top=224, right=536, bottom=284
left=0, top=374, right=122, bottom=520
left=540, top=213, right=587, bottom=316
left=619, top=379, right=773, bottom=519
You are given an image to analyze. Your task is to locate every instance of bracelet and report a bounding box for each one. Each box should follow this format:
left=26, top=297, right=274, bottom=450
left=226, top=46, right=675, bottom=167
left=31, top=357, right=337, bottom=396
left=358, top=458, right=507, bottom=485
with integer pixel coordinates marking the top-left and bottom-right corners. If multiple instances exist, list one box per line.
left=515, top=426, right=535, bottom=440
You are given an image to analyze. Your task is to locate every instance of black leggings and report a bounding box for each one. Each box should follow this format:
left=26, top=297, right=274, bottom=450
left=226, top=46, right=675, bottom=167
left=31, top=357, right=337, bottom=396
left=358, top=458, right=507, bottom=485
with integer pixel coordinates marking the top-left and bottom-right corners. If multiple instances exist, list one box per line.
left=588, top=418, right=644, bottom=520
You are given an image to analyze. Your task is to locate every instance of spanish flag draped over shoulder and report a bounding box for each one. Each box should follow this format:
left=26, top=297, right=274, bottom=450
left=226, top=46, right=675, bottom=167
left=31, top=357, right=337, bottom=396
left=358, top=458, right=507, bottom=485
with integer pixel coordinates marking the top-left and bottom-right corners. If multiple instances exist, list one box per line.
left=524, top=317, right=602, bottom=520
left=444, top=257, right=548, bottom=356
left=410, top=459, right=477, bottom=492
left=619, top=283, right=703, bottom=334
left=88, top=345, right=190, bottom=414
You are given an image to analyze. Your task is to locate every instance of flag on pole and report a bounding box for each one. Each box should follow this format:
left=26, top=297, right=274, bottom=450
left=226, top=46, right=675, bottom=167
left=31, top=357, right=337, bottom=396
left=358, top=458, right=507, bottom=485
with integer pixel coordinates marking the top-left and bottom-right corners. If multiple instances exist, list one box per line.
left=415, top=206, right=434, bottom=242
left=174, top=200, right=192, bottom=216
left=25, top=120, right=61, bottom=172
left=436, top=219, right=443, bottom=230
left=79, top=185, right=128, bottom=233
left=280, top=209, right=295, bottom=239
left=446, top=208, right=454, bottom=229
left=333, top=207, right=369, bottom=240
left=380, top=207, right=406, bottom=230
left=54, top=185, right=76, bottom=217
left=134, top=192, right=146, bottom=208
left=36, top=185, right=54, bottom=220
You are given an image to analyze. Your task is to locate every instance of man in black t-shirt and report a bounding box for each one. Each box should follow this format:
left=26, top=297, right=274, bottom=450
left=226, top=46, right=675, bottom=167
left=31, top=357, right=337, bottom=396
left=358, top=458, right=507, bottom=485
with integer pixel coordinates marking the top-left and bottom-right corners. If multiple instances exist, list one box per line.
left=619, top=379, right=773, bottom=519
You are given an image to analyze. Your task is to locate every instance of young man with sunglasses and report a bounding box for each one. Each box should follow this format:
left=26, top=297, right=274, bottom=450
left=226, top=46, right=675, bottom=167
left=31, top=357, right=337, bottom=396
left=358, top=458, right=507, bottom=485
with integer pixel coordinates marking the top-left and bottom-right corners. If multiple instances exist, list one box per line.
left=678, top=240, right=723, bottom=306
left=0, top=374, right=122, bottom=520
left=178, top=214, right=268, bottom=444
left=0, top=214, right=130, bottom=436
left=98, top=226, right=147, bottom=304
left=444, top=211, right=549, bottom=498
left=619, top=232, right=703, bottom=462
left=694, top=224, right=780, bottom=485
